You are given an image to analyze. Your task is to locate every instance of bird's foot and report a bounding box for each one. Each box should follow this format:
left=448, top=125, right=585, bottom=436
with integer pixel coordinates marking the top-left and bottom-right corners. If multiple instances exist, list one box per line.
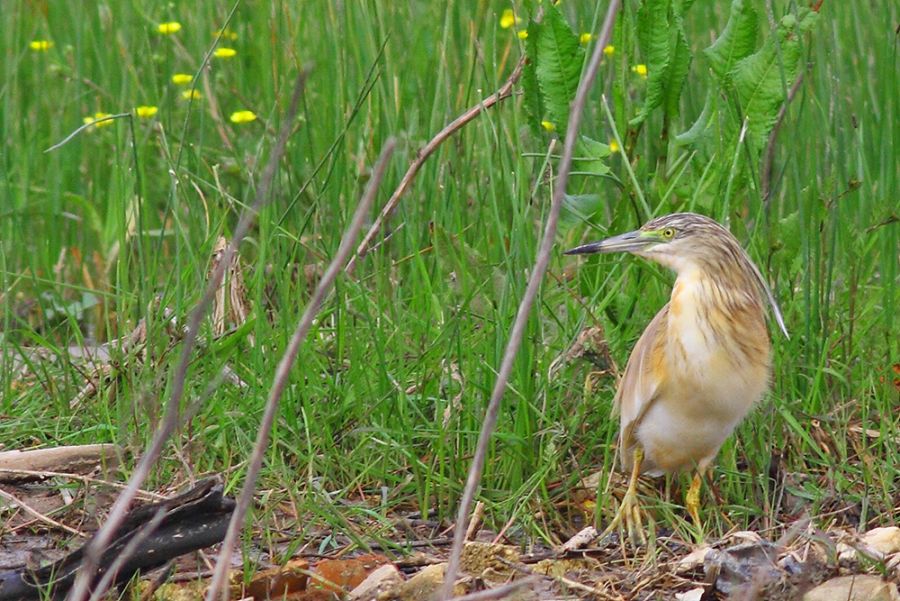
left=596, top=484, right=653, bottom=547
left=598, top=449, right=651, bottom=546
left=685, top=471, right=705, bottom=543
left=616, top=484, right=648, bottom=546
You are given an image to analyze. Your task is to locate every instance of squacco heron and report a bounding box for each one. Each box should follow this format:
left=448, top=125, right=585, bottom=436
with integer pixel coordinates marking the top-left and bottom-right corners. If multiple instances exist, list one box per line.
left=565, top=212, right=788, bottom=541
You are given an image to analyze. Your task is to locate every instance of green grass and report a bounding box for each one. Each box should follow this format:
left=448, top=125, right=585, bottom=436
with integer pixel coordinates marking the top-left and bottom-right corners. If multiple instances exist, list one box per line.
left=1, top=0, right=896, bottom=558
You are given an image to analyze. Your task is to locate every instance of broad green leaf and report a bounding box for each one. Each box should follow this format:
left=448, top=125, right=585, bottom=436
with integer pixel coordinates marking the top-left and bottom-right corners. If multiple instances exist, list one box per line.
left=631, top=0, right=671, bottom=125
left=675, top=90, right=718, bottom=145
left=704, top=0, right=759, bottom=83
left=572, top=136, right=612, bottom=177
left=534, top=4, right=584, bottom=133
left=560, top=194, right=603, bottom=229
left=663, top=17, right=692, bottom=120
left=730, top=9, right=818, bottom=151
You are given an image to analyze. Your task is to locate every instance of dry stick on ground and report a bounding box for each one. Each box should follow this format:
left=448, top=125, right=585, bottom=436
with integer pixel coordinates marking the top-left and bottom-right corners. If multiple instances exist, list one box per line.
left=0, top=487, right=86, bottom=538
left=0, top=445, right=121, bottom=483
left=66, top=69, right=311, bottom=601
left=436, top=3, right=622, bottom=599
left=761, top=73, right=805, bottom=203
left=449, top=576, right=541, bottom=601
left=345, top=55, right=526, bottom=275
left=203, top=138, right=397, bottom=601
left=0, top=469, right=165, bottom=500
left=498, top=557, right=612, bottom=599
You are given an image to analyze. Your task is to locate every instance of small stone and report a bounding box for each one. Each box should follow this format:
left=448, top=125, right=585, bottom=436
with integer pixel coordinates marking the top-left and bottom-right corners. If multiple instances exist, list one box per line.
left=838, top=527, right=900, bottom=562
left=347, top=564, right=403, bottom=600
left=802, top=575, right=899, bottom=601
left=726, top=530, right=763, bottom=544
left=395, top=564, right=468, bottom=600
left=863, top=527, right=900, bottom=557
left=675, top=587, right=705, bottom=601
left=561, top=526, right=598, bottom=552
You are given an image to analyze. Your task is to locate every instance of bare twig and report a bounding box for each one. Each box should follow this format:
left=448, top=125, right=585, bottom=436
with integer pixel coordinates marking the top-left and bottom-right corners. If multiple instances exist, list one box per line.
left=0, top=487, right=86, bottom=537
left=345, top=55, right=527, bottom=275
left=0, top=469, right=165, bottom=500
left=203, top=138, right=397, bottom=601
left=66, top=70, right=311, bottom=601
left=449, top=576, right=540, bottom=601
left=498, top=558, right=609, bottom=598
left=437, top=3, right=622, bottom=599
left=761, top=73, right=805, bottom=203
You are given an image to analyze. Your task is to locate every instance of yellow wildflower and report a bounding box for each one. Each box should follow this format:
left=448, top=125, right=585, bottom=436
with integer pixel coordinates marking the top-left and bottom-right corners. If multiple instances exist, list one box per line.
left=181, top=89, right=202, bottom=100
left=229, top=110, right=257, bottom=124
left=157, top=21, right=182, bottom=35
left=214, top=28, right=238, bottom=41
left=517, top=30, right=528, bottom=40
left=499, top=9, right=519, bottom=29
left=213, top=47, right=237, bottom=59
left=83, top=112, right=114, bottom=129
left=541, top=120, right=556, bottom=132
left=609, top=140, right=620, bottom=153
left=171, top=73, right=193, bottom=85
left=632, top=64, right=648, bottom=78
left=29, top=40, right=53, bottom=52
left=135, top=106, right=158, bottom=118
left=603, top=44, right=615, bottom=57
left=579, top=33, right=594, bottom=44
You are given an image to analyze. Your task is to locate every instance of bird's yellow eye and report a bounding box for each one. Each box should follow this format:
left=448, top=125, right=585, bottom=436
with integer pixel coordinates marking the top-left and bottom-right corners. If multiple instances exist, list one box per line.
left=662, top=227, right=676, bottom=240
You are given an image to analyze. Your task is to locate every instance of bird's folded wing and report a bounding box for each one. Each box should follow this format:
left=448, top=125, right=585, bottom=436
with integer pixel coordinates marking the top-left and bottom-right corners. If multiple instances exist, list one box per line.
left=615, top=304, right=668, bottom=453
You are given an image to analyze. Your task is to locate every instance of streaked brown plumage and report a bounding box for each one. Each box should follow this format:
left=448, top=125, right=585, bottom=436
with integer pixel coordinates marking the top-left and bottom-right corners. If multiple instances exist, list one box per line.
left=565, top=212, right=787, bottom=540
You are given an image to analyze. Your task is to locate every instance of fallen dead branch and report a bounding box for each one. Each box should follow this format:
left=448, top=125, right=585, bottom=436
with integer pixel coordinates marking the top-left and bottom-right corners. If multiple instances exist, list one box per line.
left=0, top=445, right=121, bottom=483
left=0, top=478, right=233, bottom=601
left=439, top=2, right=622, bottom=598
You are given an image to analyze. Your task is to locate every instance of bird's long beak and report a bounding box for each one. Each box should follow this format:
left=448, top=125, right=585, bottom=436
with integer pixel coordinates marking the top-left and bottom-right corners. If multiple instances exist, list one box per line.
left=563, top=230, right=653, bottom=255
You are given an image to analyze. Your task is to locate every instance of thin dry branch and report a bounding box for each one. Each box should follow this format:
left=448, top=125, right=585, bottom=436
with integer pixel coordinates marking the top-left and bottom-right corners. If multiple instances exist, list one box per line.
left=345, top=55, right=527, bottom=275
left=449, top=576, right=540, bottom=601
left=66, top=69, right=311, bottom=601
left=203, top=138, right=397, bottom=601
left=0, top=487, right=86, bottom=538
left=437, top=2, right=622, bottom=599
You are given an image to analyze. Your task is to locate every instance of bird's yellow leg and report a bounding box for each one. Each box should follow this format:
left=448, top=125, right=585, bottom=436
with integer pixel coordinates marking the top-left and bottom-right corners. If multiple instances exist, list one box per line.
left=685, top=471, right=704, bottom=540
left=599, top=447, right=647, bottom=545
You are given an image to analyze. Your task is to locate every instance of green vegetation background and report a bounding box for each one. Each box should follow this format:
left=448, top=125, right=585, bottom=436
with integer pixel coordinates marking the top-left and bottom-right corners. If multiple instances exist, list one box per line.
left=2, top=1, right=896, bottom=550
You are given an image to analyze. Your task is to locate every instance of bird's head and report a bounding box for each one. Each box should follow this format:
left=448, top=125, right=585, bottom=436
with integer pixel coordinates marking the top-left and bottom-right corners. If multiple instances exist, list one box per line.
left=564, top=212, right=789, bottom=337
left=564, top=213, right=738, bottom=272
